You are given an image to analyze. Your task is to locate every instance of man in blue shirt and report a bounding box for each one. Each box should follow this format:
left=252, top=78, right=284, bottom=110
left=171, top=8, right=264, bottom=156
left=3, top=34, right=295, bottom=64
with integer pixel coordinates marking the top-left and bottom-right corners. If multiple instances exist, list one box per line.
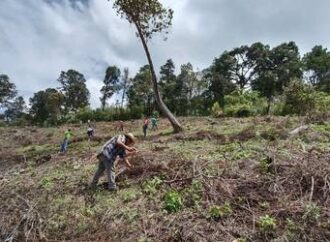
left=91, top=133, right=137, bottom=191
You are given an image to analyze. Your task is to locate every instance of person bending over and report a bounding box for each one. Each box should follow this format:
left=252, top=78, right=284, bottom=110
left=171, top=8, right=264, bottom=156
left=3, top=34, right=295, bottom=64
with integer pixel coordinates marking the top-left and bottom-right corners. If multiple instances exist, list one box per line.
left=90, top=133, right=137, bottom=191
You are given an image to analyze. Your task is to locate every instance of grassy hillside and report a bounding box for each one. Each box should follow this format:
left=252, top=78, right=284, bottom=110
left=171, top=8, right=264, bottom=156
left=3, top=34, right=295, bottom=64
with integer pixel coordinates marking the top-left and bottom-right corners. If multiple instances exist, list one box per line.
left=0, top=116, right=329, bottom=241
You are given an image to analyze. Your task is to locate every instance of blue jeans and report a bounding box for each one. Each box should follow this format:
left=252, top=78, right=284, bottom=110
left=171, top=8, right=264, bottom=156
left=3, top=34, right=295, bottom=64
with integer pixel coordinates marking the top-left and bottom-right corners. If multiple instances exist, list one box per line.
left=61, top=138, right=68, bottom=152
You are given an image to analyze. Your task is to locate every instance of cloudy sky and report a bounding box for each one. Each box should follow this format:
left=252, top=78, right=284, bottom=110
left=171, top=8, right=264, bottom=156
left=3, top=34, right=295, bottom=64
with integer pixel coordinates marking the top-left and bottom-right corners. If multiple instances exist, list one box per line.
left=0, top=0, right=329, bottom=108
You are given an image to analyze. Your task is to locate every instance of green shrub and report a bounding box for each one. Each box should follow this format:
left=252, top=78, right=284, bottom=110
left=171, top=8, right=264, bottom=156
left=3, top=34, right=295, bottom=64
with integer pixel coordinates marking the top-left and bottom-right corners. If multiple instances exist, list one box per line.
left=225, top=104, right=251, bottom=117
left=119, top=208, right=139, bottom=222
left=93, top=108, right=112, bottom=121
left=236, top=238, right=247, bottom=242
left=259, top=158, right=271, bottom=173
left=259, top=201, right=270, bottom=210
left=261, top=127, right=281, bottom=141
left=184, top=180, right=204, bottom=207
left=11, top=116, right=32, bottom=126
left=314, top=91, right=330, bottom=113
left=208, top=203, right=232, bottom=220
left=119, top=188, right=141, bottom=203
left=211, top=102, right=224, bottom=117
left=152, top=110, right=159, bottom=118
left=39, top=176, right=54, bottom=190
left=164, top=190, right=183, bottom=213
left=285, top=218, right=298, bottom=231
left=224, top=91, right=267, bottom=117
left=258, top=215, right=277, bottom=232
left=282, top=80, right=317, bottom=116
left=272, top=98, right=286, bottom=116
left=284, top=218, right=299, bottom=240
left=303, top=203, right=321, bottom=221
left=142, top=176, right=163, bottom=195
left=74, top=107, right=94, bottom=122
left=74, top=106, right=144, bottom=122
left=128, top=106, right=144, bottom=119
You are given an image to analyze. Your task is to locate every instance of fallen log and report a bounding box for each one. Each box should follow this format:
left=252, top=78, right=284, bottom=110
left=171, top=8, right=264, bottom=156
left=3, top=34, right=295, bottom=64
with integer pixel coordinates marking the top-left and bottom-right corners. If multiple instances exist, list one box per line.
left=289, top=125, right=309, bottom=136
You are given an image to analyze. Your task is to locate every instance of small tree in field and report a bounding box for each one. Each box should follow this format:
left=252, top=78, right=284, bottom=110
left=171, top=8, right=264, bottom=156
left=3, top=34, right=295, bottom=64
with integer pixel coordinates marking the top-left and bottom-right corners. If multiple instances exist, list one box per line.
left=109, top=0, right=183, bottom=132
left=0, top=74, right=17, bottom=107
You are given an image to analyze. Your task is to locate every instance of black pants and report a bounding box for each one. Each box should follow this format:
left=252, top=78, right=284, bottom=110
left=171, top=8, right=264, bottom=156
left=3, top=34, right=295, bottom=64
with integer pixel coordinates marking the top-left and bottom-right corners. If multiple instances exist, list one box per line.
left=143, top=125, right=148, bottom=137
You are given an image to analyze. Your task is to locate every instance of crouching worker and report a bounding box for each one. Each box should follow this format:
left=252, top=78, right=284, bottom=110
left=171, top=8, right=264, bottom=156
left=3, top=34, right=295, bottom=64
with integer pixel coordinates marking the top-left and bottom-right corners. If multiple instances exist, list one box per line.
left=90, top=133, right=137, bottom=191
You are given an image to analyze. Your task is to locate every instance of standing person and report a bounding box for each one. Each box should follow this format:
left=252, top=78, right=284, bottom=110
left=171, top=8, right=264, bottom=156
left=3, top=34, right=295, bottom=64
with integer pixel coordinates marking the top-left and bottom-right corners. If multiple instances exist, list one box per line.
left=117, top=120, right=124, bottom=132
left=92, top=119, right=97, bottom=134
left=90, top=133, right=137, bottom=191
left=60, top=129, right=72, bottom=153
left=142, top=117, right=149, bottom=138
left=150, top=117, right=158, bottom=131
left=87, top=120, right=94, bottom=141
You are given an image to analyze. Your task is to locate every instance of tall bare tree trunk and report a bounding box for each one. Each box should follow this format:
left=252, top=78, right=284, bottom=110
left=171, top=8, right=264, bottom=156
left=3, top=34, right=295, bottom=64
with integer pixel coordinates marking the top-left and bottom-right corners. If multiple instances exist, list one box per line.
left=121, top=68, right=129, bottom=108
left=135, top=23, right=183, bottom=133
left=100, top=96, right=106, bottom=110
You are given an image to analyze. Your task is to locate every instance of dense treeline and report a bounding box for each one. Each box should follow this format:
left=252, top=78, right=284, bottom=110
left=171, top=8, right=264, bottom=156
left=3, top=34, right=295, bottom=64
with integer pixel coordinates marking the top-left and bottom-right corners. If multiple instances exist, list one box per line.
left=1, top=41, right=330, bottom=126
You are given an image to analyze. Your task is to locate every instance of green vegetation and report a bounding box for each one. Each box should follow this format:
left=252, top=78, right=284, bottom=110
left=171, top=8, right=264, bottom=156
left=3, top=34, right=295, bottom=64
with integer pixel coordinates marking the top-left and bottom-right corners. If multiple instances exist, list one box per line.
left=224, top=91, right=267, bottom=117
left=119, top=188, right=141, bottom=203
left=285, top=218, right=298, bottom=232
left=119, top=207, right=139, bottom=223
left=142, top=176, right=163, bottom=195
left=0, top=116, right=330, bottom=241
left=208, top=203, right=233, bottom=220
left=259, top=158, right=271, bottom=174
left=259, top=201, right=270, bottom=210
left=163, top=190, right=184, bottom=213
left=2, top=41, right=330, bottom=126
left=39, top=176, right=54, bottom=190
left=1, top=0, right=330, bottom=240
left=211, top=102, right=223, bottom=118
left=259, top=215, right=277, bottom=232
left=182, top=180, right=204, bottom=207
left=303, top=203, right=321, bottom=222
left=236, top=238, right=247, bottom=242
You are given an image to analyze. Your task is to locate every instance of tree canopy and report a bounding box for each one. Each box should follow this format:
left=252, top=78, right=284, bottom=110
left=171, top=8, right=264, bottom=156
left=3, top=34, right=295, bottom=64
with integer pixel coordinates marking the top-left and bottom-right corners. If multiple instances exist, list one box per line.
left=303, top=45, right=330, bottom=92
left=112, top=0, right=173, bottom=40
left=2, top=38, right=330, bottom=125
left=4, top=96, right=26, bottom=121
left=57, top=69, right=90, bottom=112
left=0, top=74, right=17, bottom=106
left=100, top=66, right=121, bottom=109
left=29, top=88, right=64, bottom=124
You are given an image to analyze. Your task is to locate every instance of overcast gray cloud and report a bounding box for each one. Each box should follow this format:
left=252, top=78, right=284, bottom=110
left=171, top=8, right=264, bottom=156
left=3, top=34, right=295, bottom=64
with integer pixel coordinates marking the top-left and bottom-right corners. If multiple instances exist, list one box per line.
left=1, top=0, right=329, bottom=108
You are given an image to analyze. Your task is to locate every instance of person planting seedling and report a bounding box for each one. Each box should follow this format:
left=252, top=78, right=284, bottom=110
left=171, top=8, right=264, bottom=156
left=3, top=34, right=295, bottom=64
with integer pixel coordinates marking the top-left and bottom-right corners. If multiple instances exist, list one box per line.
left=90, top=133, right=137, bottom=191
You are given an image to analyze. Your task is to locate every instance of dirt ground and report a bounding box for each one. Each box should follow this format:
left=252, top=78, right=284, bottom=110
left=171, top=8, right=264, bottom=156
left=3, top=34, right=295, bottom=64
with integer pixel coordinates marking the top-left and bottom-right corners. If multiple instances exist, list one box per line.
left=0, top=116, right=330, bottom=242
